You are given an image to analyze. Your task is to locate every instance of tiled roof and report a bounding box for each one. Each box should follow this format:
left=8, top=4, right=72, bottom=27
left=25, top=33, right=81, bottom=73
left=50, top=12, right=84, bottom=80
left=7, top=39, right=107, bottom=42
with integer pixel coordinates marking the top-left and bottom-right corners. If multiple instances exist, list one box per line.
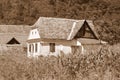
left=33, top=17, right=85, bottom=40
left=32, top=17, right=99, bottom=40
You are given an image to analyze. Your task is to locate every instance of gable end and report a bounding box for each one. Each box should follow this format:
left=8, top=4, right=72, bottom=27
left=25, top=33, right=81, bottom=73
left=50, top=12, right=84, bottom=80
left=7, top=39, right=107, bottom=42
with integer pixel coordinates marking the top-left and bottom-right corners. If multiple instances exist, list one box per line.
left=74, top=21, right=99, bottom=39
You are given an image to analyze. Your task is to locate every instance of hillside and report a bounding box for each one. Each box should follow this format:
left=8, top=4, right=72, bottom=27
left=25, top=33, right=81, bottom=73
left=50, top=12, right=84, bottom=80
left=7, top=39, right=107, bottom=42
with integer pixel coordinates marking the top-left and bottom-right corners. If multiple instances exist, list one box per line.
left=0, top=0, right=120, bottom=44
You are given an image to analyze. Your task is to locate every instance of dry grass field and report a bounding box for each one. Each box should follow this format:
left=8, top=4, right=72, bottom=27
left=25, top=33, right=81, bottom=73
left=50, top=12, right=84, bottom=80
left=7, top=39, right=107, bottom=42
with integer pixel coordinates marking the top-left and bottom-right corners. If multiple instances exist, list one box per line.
left=0, top=44, right=120, bottom=80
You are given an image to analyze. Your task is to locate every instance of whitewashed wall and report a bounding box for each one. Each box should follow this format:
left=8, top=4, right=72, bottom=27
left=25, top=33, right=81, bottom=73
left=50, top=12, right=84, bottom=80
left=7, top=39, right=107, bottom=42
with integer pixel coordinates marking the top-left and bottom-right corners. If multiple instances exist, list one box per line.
left=27, top=42, right=72, bottom=57
left=27, top=39, right=82, bottom=57
left=40, top=45, right=71, bottom=56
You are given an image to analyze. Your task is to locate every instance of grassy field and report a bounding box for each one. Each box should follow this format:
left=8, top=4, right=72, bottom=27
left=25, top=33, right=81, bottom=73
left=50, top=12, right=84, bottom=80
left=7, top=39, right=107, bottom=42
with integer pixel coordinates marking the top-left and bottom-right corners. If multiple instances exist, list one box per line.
left=0, top=44, right=120, bottom=80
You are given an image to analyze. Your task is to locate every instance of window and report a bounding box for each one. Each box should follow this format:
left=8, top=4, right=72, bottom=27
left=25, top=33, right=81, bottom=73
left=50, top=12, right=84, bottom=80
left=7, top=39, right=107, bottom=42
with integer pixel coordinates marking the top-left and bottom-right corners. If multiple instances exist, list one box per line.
left=50, top=43, right=55, bottom=52
left=32, top=31, right=34, bottom=35
left=35, top=31, right=37, bottom=34
left=35, top=43, right=37, bottom=53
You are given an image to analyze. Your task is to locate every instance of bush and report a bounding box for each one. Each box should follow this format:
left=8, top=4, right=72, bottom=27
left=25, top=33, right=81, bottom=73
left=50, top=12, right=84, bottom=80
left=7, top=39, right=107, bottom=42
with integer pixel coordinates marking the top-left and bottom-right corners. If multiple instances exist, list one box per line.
left=0, top=44, right=119, bottom=80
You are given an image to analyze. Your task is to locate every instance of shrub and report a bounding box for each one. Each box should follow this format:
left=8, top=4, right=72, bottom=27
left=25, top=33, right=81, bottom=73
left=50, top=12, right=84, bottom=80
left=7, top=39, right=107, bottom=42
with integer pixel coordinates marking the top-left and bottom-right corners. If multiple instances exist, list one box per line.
left=0, top=44, right=119, bottom=80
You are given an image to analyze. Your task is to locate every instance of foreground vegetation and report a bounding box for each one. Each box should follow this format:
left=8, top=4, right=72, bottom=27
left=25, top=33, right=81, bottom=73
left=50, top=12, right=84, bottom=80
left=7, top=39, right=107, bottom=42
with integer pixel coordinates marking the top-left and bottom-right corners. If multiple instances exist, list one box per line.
left=0, top=44, right=120, bottom=80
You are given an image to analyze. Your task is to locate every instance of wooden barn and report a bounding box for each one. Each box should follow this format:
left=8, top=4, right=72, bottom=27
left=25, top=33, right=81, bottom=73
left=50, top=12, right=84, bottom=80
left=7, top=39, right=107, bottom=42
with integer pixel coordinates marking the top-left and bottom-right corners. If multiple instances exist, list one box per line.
left=27, top=17, right=107, bottom=57
left=0, top=25, right=31, bottom=51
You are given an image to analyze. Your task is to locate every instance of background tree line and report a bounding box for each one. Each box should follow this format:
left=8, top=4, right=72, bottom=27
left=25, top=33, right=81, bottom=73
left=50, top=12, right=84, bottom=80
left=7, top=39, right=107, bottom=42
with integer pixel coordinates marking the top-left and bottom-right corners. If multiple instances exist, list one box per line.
left=0, top=0, right=120, bottom=44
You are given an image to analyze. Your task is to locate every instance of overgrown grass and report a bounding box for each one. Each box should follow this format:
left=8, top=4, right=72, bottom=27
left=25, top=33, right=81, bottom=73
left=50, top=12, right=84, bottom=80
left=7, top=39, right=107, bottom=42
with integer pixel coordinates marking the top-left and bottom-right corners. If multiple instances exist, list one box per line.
left=0, top=44, right=120, bottom=80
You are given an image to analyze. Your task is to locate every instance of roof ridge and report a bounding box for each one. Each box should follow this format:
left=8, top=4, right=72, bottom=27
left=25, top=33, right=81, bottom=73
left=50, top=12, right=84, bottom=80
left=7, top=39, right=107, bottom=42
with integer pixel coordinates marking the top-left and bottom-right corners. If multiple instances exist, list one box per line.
left=39, top=17, right=86, bottom=21
left=0, top=25, right=29, bottom=26
left=67, top=21, right=77, bottom=40
left=33, top=17, right=87, bottom=27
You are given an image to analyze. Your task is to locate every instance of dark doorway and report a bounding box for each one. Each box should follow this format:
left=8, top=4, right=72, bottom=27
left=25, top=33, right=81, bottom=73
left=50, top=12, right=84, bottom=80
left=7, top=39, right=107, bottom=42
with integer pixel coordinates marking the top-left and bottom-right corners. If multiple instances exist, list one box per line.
left=7, top=38, right=20, bottom=44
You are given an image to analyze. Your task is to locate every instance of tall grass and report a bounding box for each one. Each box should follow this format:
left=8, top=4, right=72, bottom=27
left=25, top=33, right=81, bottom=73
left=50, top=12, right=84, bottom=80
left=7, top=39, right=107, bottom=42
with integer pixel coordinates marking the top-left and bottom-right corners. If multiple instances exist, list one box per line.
left=0, top=44, right=120, bottom=80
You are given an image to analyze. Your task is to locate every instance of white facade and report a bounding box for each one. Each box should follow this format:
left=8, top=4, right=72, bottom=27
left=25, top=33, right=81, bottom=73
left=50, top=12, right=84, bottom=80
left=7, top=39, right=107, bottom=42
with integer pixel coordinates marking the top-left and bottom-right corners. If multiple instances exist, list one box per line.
left=27, top=29, right=82, bottom=58
left=27, top=42, right=73, bottom=57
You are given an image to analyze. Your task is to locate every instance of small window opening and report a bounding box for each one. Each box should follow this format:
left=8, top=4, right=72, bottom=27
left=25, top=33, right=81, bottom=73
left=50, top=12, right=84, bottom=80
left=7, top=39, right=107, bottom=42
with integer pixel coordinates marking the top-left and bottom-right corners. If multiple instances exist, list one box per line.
left=7, top=38, right=20, bottom=44
left=50, top=43, right=55, bottom=52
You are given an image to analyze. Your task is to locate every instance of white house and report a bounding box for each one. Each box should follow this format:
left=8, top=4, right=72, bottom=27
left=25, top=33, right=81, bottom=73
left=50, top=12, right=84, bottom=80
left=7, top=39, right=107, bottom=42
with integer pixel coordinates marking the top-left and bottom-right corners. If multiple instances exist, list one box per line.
left=27, top=17, right=103, bottom=57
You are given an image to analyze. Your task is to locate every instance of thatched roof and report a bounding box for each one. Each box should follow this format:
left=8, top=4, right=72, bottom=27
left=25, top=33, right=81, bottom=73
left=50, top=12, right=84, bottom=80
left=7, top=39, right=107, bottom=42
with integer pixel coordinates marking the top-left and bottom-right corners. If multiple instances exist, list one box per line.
left=0, top=25, right=31, bottom=46
left=33, top=17, right=99, bottom=40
